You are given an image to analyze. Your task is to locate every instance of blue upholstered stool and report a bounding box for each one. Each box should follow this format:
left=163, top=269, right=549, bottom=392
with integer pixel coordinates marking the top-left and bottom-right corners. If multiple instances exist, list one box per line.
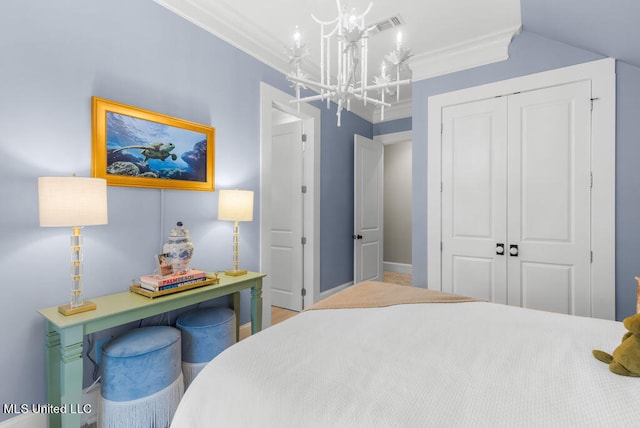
left=176, top=307, right=236, bottom=388
left=99, top=326, right=184, bottom=428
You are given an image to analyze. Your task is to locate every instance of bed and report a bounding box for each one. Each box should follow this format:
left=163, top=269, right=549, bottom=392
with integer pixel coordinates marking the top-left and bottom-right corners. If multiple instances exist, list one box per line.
left=171, top=281, right=640, bottom=427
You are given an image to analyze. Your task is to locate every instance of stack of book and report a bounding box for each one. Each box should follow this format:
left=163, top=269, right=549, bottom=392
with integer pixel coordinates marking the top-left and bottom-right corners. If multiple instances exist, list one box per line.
left=139, top=269, right=208, bottom=292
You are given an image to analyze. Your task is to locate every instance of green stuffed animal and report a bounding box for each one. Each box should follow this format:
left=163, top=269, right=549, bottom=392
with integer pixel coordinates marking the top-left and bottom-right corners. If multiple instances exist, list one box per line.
left=593, top=312, right=640, bottom=377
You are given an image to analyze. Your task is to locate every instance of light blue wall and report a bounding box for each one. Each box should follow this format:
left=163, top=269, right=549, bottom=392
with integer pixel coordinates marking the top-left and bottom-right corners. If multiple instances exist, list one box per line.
left=319, top=107, right=372, bottom=291
left=412, top=29, right=640, bottom=321
left=521, top=0, right=640, bottom=67
left=373, top=117, right=412, bottom=136
left=0, top=0, right=370, bottom=418
left=611, top=61, right=640, bottom=320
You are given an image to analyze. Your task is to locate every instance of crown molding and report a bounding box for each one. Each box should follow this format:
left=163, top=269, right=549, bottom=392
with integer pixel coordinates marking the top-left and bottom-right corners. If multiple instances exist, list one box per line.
left=153, top=0, right=294, bottom=74
left=411, top=25, right=522, bottom=81
left=372, top=99, right=412, bottom=123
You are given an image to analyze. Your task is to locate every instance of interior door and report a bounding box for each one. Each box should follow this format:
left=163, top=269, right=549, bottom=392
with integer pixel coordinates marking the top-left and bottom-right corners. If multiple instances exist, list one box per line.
left=507, top=81, right=592, bottom=315
left=354, top=134, right=384, bottom=284
left=270, top=119, right=304, bottom=311
left=441, top=97, right=508, bottom=302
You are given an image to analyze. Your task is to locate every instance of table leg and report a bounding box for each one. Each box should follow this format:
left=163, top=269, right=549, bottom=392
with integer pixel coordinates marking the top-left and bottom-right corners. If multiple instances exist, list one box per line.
left=250, top=278, right=263, bottom=334
left=232, top=292, right=241, bottom=342
left=57, top=324, right=84, bottom=428
left=45, top=322, right=61, bottom=428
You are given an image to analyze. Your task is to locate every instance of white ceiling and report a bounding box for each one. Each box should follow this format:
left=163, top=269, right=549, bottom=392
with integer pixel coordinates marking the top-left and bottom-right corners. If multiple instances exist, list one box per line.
left=154, top=0, right=522, bottom=122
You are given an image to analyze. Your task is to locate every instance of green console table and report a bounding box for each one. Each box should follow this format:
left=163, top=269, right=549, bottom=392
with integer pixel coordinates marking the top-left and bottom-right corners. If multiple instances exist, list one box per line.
left=38, top=271, right=265, bottom=428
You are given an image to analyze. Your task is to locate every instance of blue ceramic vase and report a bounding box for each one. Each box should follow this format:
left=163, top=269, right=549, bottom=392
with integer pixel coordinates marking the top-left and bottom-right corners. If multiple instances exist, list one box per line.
left=162, top=221, right=194, bottom=274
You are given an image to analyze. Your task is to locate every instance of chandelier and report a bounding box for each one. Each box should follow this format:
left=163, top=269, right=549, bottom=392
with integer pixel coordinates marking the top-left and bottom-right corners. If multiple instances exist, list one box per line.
left=286, top=1, right=412, bottom=126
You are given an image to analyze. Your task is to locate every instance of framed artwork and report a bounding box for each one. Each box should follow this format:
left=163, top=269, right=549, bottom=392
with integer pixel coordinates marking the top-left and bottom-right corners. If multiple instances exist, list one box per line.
left=92, top=96, right=215, bottom=191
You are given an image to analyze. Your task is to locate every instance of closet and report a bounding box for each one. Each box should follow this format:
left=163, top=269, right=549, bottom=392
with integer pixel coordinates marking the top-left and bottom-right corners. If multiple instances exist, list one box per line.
left=439, top=81, right=592, bottom=315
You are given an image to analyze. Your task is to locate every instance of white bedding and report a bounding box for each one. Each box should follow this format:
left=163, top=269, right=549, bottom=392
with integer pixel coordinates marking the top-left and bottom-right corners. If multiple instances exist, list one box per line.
left=171, top=301, right=640, bottom=427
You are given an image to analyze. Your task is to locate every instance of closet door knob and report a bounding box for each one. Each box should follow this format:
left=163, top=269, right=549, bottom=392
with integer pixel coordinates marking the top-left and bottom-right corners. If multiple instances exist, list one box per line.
left=496, top=243, right=505, bottom=255
left=509, top=244, right=519, bottom=257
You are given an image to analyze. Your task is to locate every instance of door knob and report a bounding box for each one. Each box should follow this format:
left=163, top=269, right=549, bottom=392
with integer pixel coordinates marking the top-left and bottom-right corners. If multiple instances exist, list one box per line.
left=509, top=244, right=519, bottom=257
left=496, top=243, right=505, bottom=255
left=352, top=234, right=363, bottom=240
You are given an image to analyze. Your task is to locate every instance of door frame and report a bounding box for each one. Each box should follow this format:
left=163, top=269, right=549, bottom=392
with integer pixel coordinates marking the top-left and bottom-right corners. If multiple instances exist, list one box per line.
left=427, top=58, right=616, bottom=320
left=260, top=82, right=321, bottom=325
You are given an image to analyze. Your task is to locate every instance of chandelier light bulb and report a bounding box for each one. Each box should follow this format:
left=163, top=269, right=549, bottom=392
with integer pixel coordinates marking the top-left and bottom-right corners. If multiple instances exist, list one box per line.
left=348, top=13, right=357, bottom=29
left=293, top=26, right=301, bottom=48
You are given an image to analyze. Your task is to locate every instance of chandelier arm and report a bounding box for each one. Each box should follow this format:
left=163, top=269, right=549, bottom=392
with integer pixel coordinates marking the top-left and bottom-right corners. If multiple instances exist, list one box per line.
left=349, top=93, right=391, bottom=108
left=318, top=21, right=340, bottom=38
left=397, top=68, right=401, bottom=102
left=311, top=14, right=340, bottom=25
left=288, top=75, right=336, bottom=92
left=351, top=3, right=373, bottom=20
left=289, top=92, right=337, bottom=104
left=362, top=78, right=412, bottom=92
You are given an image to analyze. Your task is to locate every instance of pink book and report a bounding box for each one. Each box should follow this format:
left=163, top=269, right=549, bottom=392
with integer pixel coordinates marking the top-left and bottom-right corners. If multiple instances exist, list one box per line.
left=140, top=269, right=206, bottom=287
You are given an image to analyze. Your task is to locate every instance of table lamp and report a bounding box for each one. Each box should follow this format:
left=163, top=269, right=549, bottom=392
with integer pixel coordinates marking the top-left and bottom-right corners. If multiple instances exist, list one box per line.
left=218, top=189, right=253, bottom=276
left=38, top=176, right=108, bottom=315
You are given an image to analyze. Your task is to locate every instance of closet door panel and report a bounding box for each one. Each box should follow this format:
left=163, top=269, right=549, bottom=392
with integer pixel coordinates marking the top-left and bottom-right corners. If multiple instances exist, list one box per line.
left=441, top=98, right=507, bottom=302
left=521, top=262, right=573, bottom=314
left=507, top=81, right=592, bottom=315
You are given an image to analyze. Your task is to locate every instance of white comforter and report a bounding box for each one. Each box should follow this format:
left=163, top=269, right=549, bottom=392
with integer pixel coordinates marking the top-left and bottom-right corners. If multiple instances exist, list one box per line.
left=171, top=302, right=640, bottom=427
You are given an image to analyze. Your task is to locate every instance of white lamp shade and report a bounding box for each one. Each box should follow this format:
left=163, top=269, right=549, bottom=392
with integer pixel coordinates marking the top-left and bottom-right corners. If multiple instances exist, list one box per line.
left=218, top=189, right=254, bottom=222
left=38, top=176, right=108, bottom=227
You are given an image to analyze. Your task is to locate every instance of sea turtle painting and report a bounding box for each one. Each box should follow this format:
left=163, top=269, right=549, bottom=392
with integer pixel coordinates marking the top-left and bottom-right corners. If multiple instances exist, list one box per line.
left=112, top=142, right=177, bottom=163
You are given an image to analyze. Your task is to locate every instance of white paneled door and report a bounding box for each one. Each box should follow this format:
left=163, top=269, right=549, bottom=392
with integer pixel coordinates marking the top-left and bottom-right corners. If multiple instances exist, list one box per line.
left=442, top=81, right=592, bottom=316
left=270, top=120, right=304, bottom=311
left=441, top=97, right=508, bottom=303
left=354, top=134, right=384, bottom=284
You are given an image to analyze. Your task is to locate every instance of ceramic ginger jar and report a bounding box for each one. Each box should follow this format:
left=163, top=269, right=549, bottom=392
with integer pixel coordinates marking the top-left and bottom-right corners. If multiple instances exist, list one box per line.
left=162, top=221, right=194, bottom=274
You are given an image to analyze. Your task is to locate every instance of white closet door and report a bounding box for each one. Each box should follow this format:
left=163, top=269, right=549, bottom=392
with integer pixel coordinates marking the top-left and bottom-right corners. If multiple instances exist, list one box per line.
left=507, top=81, right=592, bottom=316
left=441, top=97, right=508, bottom=302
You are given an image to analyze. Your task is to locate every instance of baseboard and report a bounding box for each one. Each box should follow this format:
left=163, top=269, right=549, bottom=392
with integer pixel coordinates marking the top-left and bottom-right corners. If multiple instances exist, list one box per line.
left=318, top=281, right=353, bottom=301
left=0, top=412, right=46, bottom=428
left=383, top=262, right=412, bottom=275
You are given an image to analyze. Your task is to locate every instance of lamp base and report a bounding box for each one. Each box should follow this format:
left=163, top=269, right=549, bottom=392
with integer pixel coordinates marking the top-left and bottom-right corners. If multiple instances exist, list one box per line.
left=58, top=300, right=97, bottom=316
left=224, top=269, right=248, bottom=277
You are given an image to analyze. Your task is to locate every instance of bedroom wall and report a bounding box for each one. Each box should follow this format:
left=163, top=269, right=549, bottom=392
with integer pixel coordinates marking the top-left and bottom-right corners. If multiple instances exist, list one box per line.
left=319, top=114, right=373, bottom=292
left=373, top=116, right=412, bottom=136
left=412, top=28, right=640, bottom=321
left=0, top=0, right=370, bottom=421
left=519, top=0, right=640, bottom=322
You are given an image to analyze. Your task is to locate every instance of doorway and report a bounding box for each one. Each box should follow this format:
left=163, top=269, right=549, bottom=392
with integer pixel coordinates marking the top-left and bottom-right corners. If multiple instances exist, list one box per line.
left=260, top=83, right=321, bottom=325
left=377, top=131, right=413, bottom=283
left=353, top=132, right=413, bottom=285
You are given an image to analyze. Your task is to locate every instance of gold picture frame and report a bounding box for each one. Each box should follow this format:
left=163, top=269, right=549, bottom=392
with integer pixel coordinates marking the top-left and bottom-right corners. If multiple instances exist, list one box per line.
left=92, top=96, right=215, bottom=191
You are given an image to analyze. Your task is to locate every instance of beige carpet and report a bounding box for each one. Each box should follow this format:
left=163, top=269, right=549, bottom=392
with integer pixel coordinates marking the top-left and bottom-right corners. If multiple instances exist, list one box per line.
left=383, top=271, right=412, bottom=286
left=239, top=272, right=412, bottom=340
